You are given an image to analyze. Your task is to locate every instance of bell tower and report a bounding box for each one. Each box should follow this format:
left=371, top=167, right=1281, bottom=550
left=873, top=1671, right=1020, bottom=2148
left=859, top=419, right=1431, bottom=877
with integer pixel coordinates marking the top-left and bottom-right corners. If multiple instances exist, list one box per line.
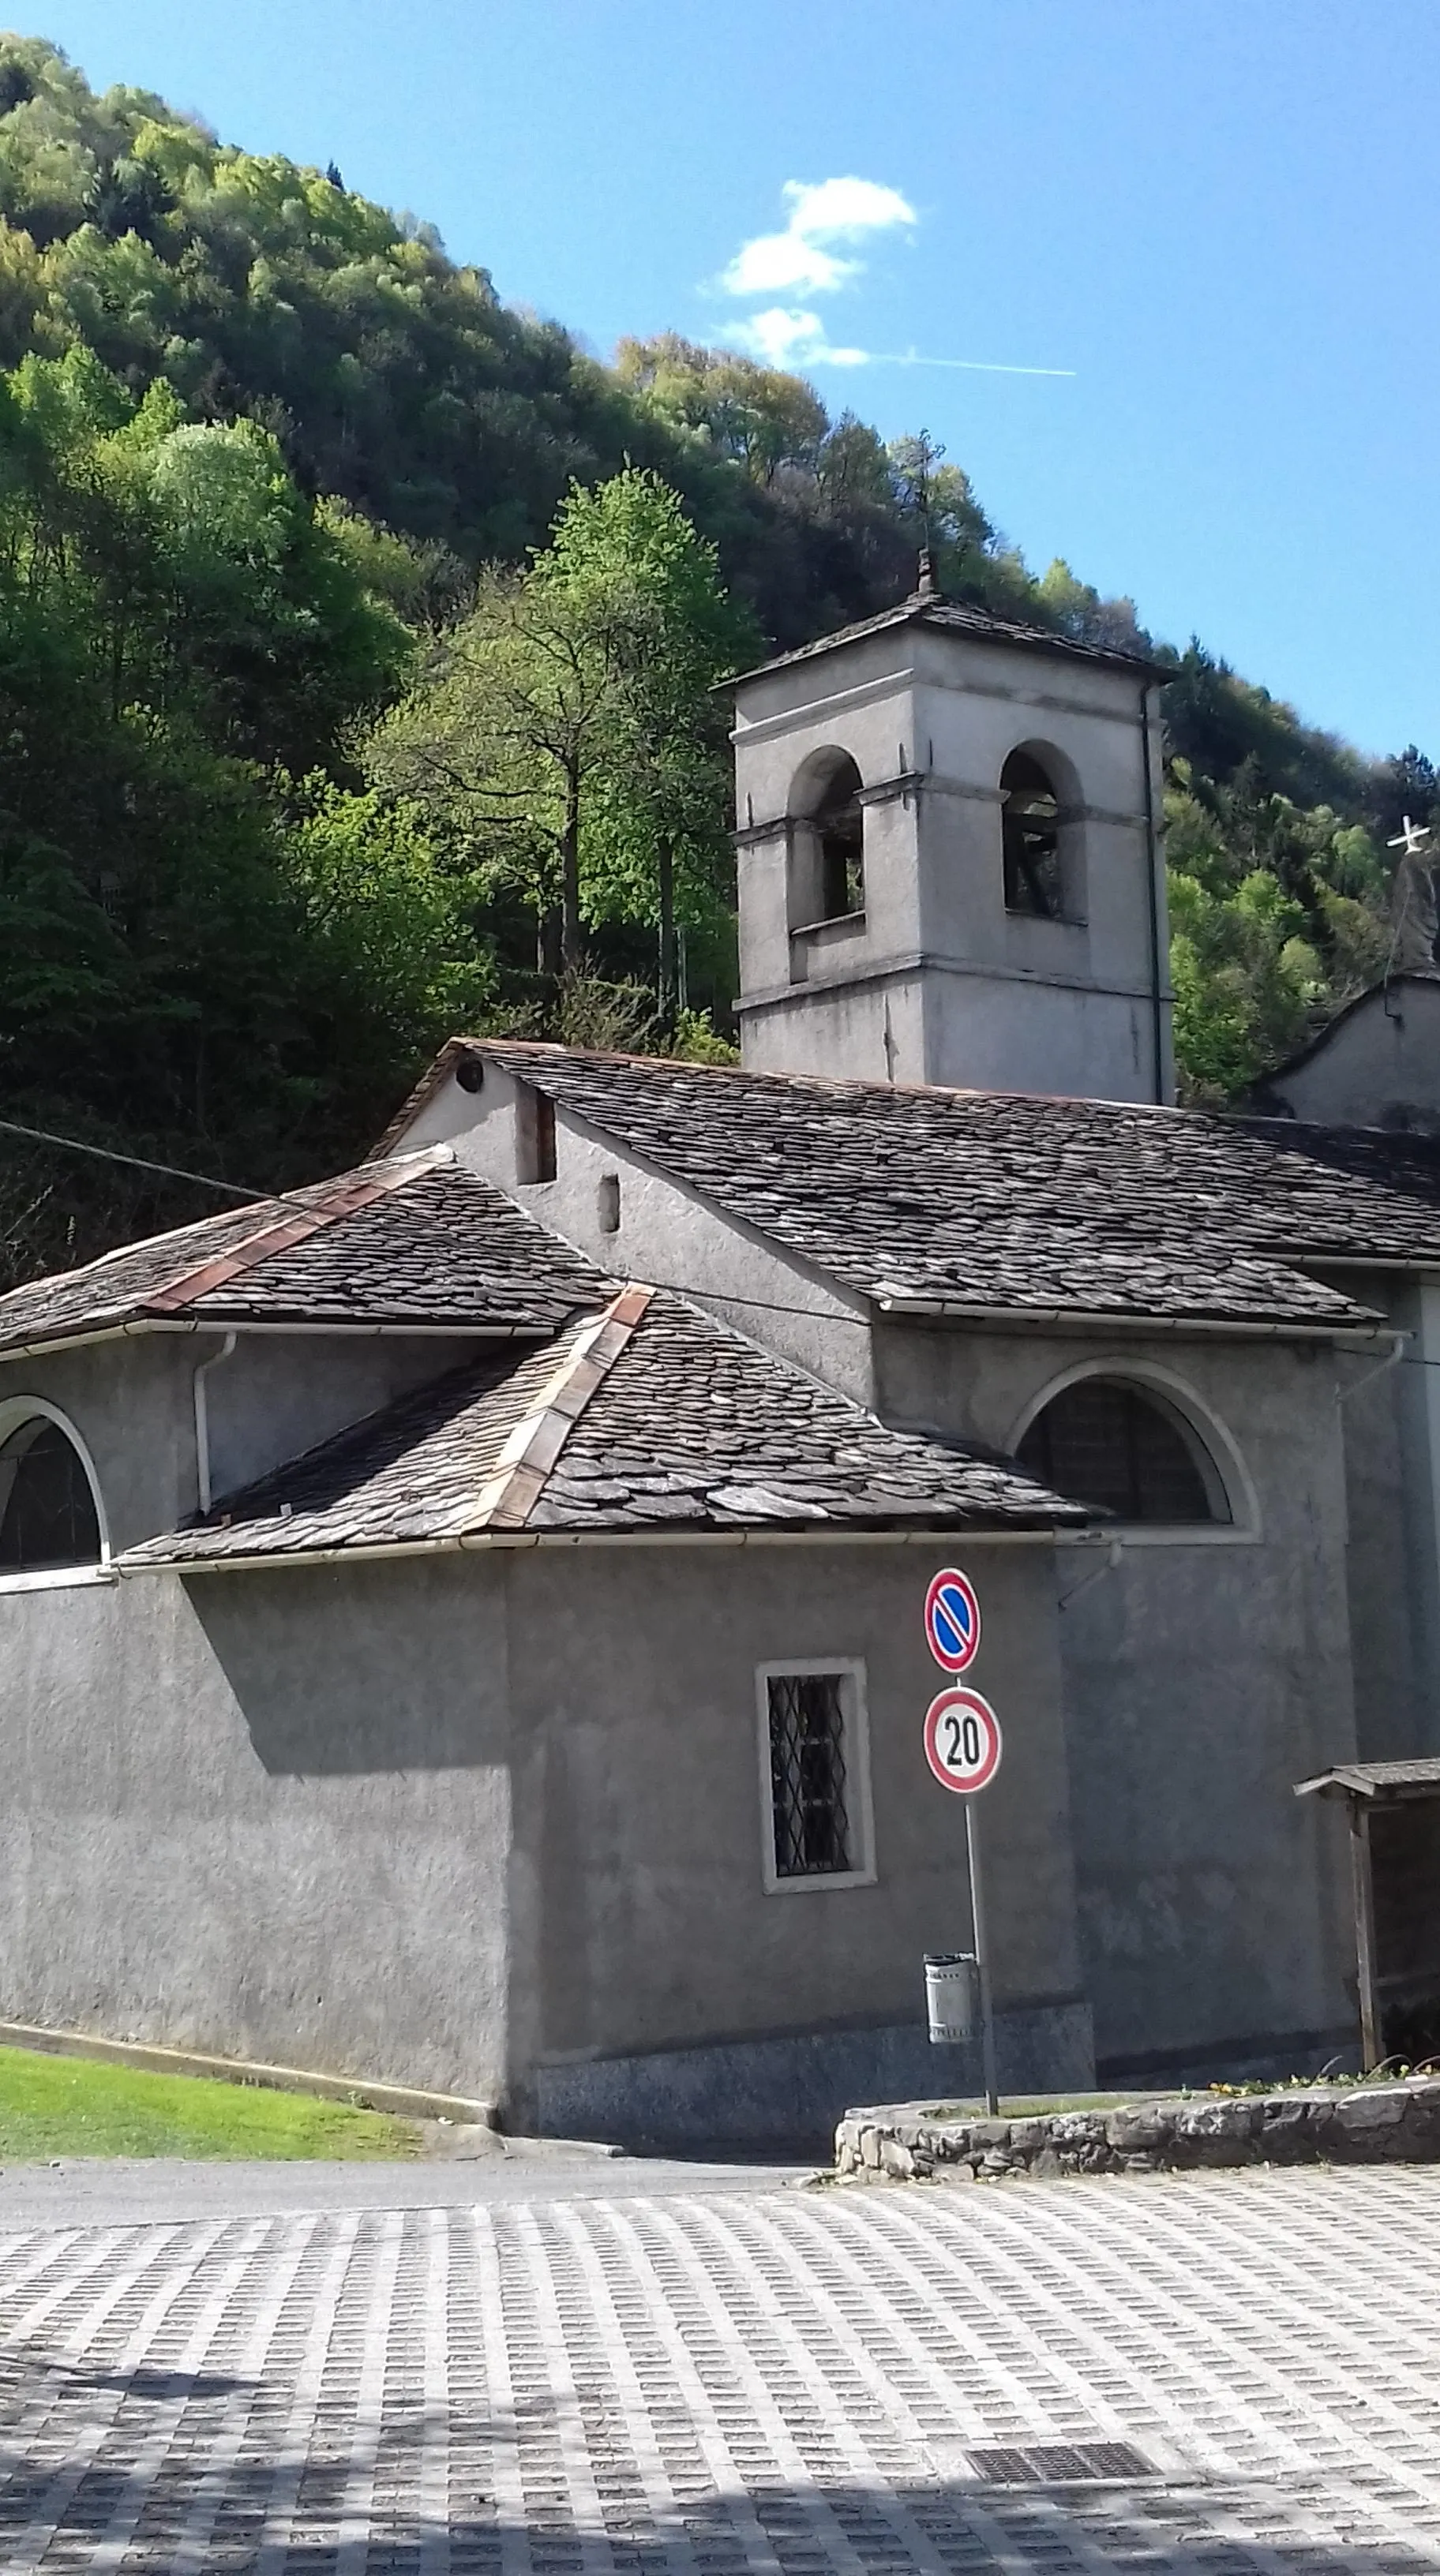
left=731, top=573, right=1173, bottom=1104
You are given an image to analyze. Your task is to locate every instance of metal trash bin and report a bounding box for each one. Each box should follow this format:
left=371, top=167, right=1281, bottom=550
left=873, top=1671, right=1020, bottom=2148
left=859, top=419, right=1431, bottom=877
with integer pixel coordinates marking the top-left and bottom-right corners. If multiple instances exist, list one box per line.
left=924, top=1952, right=979, bottom=2045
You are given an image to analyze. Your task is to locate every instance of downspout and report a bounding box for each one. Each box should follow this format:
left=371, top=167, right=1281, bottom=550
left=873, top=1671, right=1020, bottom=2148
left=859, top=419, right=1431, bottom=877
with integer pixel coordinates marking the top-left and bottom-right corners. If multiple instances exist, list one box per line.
left=1335, top=1331, right=1408, bottom=1411
left=193, top=1331, right=237, bottom=1515
left=1140, top=682, right=1166, bottom=1105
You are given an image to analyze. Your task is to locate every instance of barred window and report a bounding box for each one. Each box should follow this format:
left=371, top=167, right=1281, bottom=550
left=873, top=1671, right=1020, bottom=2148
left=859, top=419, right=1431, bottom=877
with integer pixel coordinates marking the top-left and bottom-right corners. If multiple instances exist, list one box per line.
left=759, top=1663, right=874, bottom=1892
left=1018, top=1378, right=1224, bottom=1525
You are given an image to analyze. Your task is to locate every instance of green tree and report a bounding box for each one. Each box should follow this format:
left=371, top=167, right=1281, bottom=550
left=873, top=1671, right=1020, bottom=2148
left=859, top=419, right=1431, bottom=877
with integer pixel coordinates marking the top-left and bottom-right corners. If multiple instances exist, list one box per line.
left=545, top=469, right=757, bottom=1020
left=368, top=470, right=756, bottom=999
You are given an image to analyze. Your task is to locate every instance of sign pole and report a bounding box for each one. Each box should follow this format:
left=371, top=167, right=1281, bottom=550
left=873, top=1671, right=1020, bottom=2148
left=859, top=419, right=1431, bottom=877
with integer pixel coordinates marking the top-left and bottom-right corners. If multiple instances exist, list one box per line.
left=921, top=1569, right=1000, bottom=2116
left=965, top=1796, right=1000, bottom=2116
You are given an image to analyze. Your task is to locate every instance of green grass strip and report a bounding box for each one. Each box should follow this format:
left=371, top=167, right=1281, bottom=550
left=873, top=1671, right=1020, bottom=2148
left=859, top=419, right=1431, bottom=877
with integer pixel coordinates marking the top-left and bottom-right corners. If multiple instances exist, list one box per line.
left=0, top=2046, right=423, bottom=2161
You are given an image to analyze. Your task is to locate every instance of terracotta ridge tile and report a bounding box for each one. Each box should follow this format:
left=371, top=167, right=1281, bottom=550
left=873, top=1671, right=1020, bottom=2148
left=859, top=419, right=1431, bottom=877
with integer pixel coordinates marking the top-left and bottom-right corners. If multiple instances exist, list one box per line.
left=142, top=1151, right=447, bottom=1316
left=465, top=1283, right=652, bottom=1533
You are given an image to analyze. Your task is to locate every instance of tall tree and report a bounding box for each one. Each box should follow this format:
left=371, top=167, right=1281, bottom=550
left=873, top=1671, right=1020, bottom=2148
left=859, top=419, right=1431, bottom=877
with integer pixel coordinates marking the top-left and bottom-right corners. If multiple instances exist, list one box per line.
left=367, top=470, right=756, bottom=993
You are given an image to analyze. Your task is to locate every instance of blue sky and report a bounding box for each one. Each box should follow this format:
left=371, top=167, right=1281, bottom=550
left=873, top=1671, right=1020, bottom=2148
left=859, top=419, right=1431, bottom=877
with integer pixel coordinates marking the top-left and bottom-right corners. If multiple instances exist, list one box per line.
left=27, top=0, right=1440, bottom=761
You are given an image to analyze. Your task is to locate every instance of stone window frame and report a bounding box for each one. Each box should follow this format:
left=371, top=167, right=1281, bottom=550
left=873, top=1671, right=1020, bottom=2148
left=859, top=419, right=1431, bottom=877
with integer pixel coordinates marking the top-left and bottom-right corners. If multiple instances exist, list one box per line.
left=755, top=1656, right=877, bottom=1896
left=0, top=1393, right=114, bottom=1595
left=1007, top=1358, right=1261, bottom=1547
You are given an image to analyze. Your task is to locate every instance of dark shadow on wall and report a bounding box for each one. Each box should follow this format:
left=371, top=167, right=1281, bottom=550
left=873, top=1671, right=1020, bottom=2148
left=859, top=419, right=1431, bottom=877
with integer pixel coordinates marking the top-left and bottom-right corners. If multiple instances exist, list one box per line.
left=184, top=1554, right=512, bottom=1777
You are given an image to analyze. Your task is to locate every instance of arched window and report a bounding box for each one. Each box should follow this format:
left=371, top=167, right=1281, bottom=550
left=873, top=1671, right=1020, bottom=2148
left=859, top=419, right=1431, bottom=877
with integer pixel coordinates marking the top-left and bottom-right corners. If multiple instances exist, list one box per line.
left=1017, top=1378, right=1227, bottom=1525
left=788, top=749, right=864, bottom=930
left=0, top=1415, right=103, bottom=1574
left=1001, top=749, right=1064, bottom=919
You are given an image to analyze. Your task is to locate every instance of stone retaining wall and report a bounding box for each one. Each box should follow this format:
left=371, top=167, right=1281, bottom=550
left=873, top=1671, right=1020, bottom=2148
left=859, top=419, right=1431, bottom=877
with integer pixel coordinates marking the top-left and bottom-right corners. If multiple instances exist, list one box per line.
left=835, top=2078, right=1440, bottom=2180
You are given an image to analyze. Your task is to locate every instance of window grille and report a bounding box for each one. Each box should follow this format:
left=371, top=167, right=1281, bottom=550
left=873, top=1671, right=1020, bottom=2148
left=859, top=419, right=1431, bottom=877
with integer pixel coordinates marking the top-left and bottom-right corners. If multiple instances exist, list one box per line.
left=767, top=1671, right=853, bottom=1879
left=1018, top=1379, right=1222, bottom=1524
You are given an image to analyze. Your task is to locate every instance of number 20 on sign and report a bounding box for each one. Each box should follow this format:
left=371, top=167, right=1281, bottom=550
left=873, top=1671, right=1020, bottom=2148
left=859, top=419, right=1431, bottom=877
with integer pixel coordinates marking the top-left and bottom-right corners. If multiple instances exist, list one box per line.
left=923, top=1685, right=1003, bottom=1795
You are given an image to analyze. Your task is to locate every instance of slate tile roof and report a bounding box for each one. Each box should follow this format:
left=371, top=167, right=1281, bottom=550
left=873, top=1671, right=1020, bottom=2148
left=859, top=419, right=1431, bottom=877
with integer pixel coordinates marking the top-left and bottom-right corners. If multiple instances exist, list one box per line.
left=120, top=1285, right=1088, bottom=1569
left=731, top=593, right=1167, bottom=684
left=463, top=1043, right=1440, bottom=1330
left=0, top=1150, right=606, bottom=1356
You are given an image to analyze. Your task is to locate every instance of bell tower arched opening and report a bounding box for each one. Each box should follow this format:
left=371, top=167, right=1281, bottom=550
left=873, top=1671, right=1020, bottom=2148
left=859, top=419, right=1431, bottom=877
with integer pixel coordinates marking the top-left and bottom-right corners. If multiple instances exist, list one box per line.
left=787, top=748, right=864, bottom=932
left=1000, top=743, right=1086, bottom=923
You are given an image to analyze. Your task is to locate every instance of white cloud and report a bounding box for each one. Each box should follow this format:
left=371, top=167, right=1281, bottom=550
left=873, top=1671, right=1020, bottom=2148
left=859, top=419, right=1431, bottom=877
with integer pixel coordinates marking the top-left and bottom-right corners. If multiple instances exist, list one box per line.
left=714, top=175, right=1074, bottom=380
left=727, top=308, right=871, bottom=369
left=720, top=175, right=915, bottom=301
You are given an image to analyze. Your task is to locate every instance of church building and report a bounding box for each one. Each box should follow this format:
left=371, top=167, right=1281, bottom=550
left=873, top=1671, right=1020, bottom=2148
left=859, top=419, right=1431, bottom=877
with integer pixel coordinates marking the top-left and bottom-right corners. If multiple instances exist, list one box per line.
left=3, top=572, right=1439, bottom=2146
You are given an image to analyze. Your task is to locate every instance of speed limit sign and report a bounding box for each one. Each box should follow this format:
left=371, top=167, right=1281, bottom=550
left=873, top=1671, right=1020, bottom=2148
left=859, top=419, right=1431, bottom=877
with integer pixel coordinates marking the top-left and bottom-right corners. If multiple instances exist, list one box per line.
left=923, top=1687, right=1003, bottom=1795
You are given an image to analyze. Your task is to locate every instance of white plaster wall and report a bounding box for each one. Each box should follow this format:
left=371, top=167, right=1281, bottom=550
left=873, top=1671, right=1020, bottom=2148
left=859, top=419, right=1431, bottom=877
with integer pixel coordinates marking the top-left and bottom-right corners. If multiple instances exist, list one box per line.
left=399, top=1057, right=877, bottom=1402
left=742, top=972, right=929, bottom=1090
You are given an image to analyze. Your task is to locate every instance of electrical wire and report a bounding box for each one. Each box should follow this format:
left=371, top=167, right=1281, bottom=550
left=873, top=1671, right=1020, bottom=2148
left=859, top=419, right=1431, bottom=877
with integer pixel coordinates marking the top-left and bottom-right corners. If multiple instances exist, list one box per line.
left=0, top=1117, right=260, bottom=1201
left=0, top=1110, right=875, bottom=1324
left=2, top=1114, right=1430, bottom=1348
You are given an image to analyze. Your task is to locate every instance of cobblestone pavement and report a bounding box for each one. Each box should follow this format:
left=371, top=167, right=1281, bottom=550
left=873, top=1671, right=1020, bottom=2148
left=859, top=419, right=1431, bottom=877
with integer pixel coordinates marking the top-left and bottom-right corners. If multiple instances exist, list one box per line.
left=0, top=2166, right=1437, bottom=2572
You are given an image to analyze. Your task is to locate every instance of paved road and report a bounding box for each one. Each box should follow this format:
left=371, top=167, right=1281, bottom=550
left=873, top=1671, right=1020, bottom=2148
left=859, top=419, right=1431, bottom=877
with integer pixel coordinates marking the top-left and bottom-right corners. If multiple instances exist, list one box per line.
left=0, top=2162, right=1437, bottom=2571
left=0, top=2149, right=807, bottom=2230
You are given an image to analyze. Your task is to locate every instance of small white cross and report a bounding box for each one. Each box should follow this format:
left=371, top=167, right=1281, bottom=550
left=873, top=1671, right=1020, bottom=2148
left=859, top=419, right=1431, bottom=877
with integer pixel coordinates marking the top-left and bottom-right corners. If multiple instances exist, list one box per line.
left=1389, top=813, right=1433, bottom=859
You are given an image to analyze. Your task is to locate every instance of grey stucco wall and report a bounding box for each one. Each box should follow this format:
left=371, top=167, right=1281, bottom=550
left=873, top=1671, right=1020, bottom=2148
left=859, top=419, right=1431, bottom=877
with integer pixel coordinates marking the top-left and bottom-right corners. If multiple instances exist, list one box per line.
left=0, top=1332, right=198, bottom=1554
left=1317, top=1273, right=1440, bottom=1762
left=203, top=1333, right=486, bottom=1503
left=504, top=1537, right=1082, bottom=2083
left=0, top=1556, right=515, bottom=2099
left=0, top=1534, right=1080, bottom=2125
left=0, top=1327, right=489, bottom=1546
left=731, top=620, right=1172, bottom=1103
left=873, top=1319, right=1360, bottom=2071
left=1258, top=982, right=1440, bottom=1133
left=0, top=1326, right=1086, bottom=2127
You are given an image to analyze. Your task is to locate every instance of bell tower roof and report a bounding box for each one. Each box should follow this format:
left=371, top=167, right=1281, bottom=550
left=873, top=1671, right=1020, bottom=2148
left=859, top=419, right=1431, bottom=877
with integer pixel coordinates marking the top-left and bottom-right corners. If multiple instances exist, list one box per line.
left=729, top=585, right=1168, bottom=691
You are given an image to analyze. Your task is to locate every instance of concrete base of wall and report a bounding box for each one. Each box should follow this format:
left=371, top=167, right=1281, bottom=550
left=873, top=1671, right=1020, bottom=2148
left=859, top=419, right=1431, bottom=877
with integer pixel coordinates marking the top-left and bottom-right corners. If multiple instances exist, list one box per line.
left=528, top=2000, right=1095, bottom=2153
left=1097, top=2025, right=1360, bottom=2089
left=0, top=2019, right=497, bottom=2126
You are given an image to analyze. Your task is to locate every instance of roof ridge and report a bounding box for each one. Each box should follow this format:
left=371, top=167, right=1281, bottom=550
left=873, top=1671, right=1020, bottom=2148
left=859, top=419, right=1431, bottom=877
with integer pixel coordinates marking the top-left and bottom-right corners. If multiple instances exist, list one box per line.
left=144, top=1149, right=450, bottom=1316
left=478, top=1036, right=1209, bottom=1119
left=464, top=1283, right=652, bottom=1532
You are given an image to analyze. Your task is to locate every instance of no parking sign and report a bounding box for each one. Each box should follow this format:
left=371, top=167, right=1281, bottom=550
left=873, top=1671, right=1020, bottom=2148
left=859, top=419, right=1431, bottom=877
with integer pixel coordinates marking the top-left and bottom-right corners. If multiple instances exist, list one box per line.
left=923, top=1567, right=981, bottom=1673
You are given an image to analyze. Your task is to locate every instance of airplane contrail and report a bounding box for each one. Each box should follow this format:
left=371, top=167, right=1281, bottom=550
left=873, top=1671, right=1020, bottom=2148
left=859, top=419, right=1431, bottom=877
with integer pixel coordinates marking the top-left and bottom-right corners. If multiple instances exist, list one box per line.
left=877, top=350, right=1076, bottom=376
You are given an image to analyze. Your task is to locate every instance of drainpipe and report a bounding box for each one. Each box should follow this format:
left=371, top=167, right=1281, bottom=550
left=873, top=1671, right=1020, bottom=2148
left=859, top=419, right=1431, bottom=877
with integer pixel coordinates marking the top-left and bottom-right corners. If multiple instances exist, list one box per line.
left=193, top=1331, right=236, bottom=1515
left=1140, top=683, right=1166, bottom=1105
left=1335, top=1331, right=1408, bottom=1411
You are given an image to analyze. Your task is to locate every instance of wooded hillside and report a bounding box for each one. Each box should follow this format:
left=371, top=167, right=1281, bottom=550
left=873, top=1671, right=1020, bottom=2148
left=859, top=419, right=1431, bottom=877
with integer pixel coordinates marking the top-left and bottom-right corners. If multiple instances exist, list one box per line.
left=0, top=32, right=1434, bottom=1289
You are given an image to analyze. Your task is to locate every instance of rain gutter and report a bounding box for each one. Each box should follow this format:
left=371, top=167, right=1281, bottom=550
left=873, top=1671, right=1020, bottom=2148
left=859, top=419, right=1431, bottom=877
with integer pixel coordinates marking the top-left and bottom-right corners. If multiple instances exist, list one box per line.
left=869, top=1295, right=1393, bottom=1346
left=117, top=1523, right=1064, bottom=1578
left=0, top=1316, right=553, bottom=1365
